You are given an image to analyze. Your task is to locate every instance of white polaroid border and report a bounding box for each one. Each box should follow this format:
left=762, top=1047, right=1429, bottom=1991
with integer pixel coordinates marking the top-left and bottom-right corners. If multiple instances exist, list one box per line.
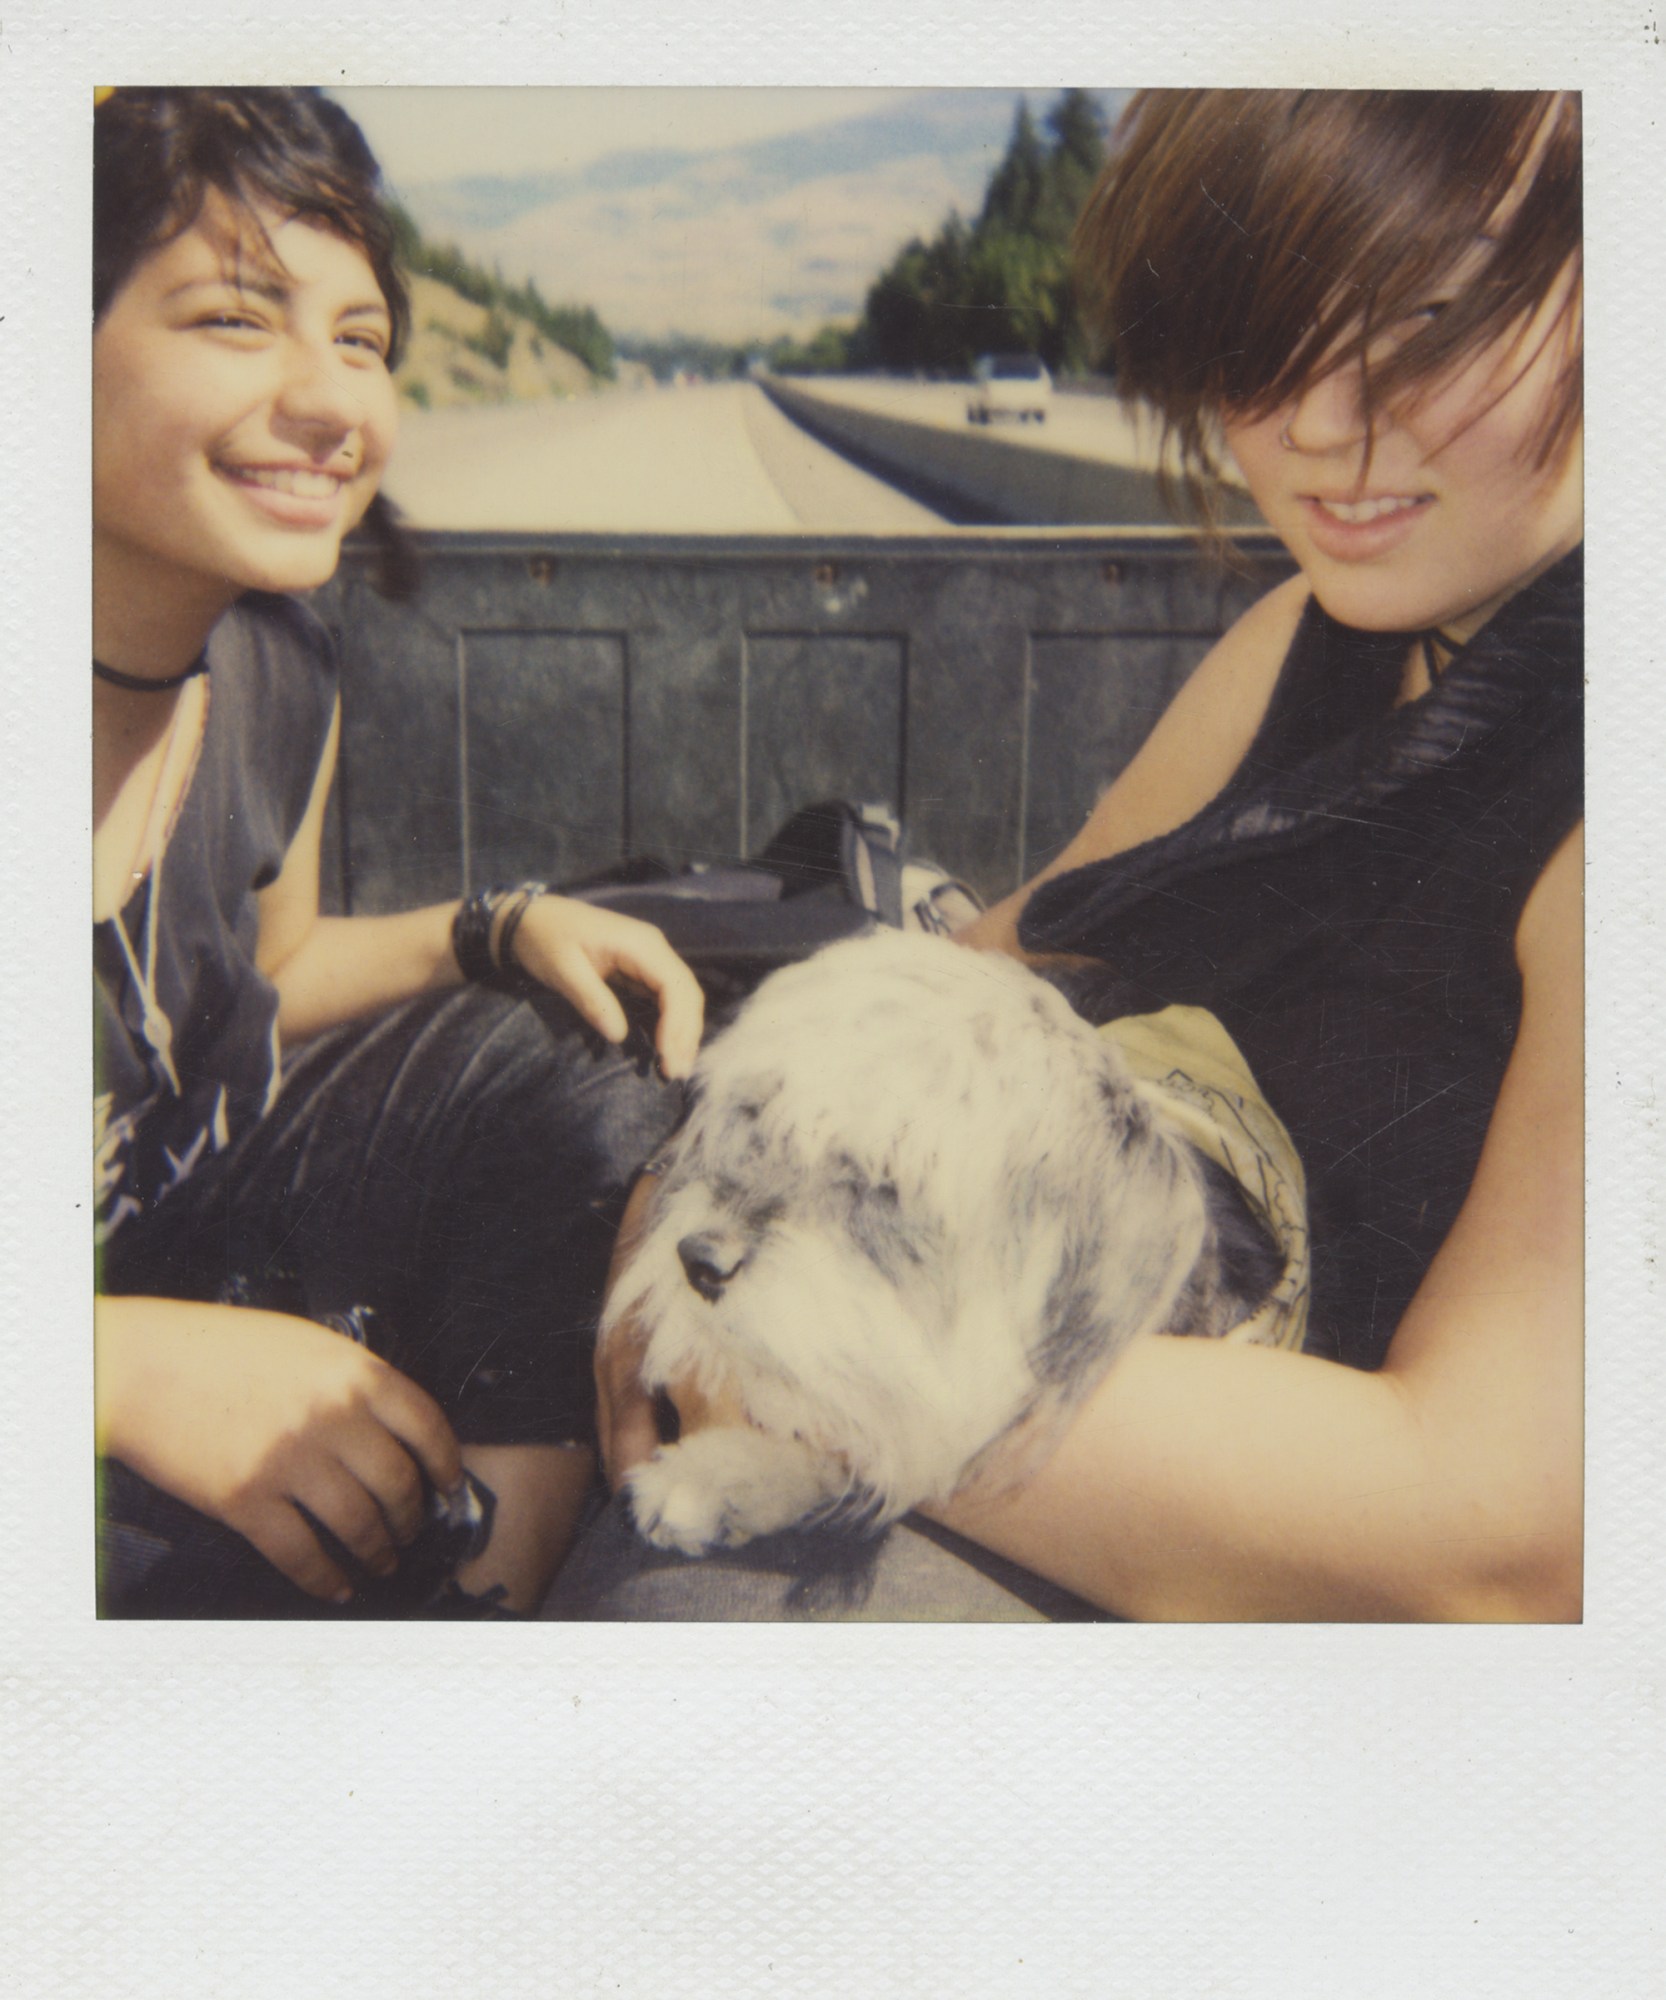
left=5, top=7, right=1662, bottom=1995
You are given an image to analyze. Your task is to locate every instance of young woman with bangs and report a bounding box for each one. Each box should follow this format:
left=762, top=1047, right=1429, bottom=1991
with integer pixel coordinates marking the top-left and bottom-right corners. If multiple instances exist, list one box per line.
left=936, top=88, right=1585, bottom=1620
left=587, top=89, right=1585, bottom=1622
left=92, top=89, right=702, bottom=1617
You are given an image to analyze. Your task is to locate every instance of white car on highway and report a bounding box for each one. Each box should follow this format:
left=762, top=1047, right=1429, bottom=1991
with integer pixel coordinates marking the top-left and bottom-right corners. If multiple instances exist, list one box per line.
left=966, top=352, right=1052, bottom=425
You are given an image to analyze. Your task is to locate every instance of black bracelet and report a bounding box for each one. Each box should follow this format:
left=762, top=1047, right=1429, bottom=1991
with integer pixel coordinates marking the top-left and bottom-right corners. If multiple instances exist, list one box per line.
left=452, top=881, right=549, bottom=986
left=495, top=883, right=546, bottom=976
left=452, top=886, right=508, bottom=984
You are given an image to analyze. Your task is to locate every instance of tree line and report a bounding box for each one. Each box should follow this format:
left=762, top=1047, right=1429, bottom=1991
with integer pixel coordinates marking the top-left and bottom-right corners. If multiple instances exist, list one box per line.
left=781, top=90, right=1111, bottom=379
left=609, top=93, right=1115, bottom=384
left=385, top=91, right=1110, bottom=389
left=850, top=90, right=1108, bottom=376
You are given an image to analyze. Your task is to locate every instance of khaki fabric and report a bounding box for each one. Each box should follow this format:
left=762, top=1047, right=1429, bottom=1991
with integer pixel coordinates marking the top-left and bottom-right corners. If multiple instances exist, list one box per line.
left=1100, top=1007, right=1310, bottom=1352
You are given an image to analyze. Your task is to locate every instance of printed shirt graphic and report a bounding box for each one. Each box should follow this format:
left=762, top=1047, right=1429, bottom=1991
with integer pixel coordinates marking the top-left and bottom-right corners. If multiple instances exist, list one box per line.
left=93, top=595, right=338, bottom=1247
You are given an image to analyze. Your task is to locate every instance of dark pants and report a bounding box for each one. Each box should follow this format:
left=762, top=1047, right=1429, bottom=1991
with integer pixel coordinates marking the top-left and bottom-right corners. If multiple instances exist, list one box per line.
left=98, top=985, right=686, bottom=1616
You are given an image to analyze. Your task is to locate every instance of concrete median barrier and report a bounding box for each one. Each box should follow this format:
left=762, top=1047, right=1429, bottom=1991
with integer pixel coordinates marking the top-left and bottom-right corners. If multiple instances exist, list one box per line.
left=762, top=376, right=1261, bottom=529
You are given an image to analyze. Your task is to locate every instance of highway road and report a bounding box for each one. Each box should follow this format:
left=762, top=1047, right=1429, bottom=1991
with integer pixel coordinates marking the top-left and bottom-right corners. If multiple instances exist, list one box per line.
left=382, top=380, right=954, bottom=534
left=380, top=376, right=1189, bottom=534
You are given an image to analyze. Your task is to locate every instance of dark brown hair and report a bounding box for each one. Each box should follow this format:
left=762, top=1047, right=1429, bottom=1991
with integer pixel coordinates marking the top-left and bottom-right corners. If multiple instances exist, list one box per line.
left=93, top=87, right=411, bottom=367
left=94, top=88, right=419, bottom=597
left=1074, top=90, right=1582, bottom=524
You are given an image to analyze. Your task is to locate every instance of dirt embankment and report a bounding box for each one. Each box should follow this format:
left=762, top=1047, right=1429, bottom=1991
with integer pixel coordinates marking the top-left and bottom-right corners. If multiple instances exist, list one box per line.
left=395, top=274, right=599, bottom=411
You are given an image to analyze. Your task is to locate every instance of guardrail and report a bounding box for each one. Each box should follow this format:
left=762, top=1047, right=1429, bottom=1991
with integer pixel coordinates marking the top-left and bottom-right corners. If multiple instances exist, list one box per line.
left=314, top=528, right=1295, bottom=917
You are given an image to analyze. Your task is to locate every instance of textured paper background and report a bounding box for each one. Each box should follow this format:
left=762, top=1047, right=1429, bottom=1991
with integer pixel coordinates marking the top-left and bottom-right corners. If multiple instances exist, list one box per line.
left=4, top=7, right=1662, bottom=1994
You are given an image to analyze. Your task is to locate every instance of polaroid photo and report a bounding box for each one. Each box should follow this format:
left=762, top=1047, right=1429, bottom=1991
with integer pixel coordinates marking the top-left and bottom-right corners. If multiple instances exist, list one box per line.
left=8, top=10, right=1664, bottom=1996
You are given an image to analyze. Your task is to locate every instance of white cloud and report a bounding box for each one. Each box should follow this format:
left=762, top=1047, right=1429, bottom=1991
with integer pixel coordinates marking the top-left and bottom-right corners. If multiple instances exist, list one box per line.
left=481, top=152, right=989, bottom=341
left=333, top=86, right=933, bottom=188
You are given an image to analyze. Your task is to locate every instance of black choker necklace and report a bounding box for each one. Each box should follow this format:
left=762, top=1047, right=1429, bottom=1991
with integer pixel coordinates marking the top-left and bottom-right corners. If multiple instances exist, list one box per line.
left=93, top=652, right=210, bottom=694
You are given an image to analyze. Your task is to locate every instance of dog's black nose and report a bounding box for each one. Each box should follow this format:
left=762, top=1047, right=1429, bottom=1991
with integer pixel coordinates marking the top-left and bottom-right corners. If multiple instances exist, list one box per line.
left=678, top=1231, right=748, bottom=1303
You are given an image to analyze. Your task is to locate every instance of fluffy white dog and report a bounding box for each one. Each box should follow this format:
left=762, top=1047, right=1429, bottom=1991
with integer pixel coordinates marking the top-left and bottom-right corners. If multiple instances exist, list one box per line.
left=606, top=929, right=1277, bottom=1555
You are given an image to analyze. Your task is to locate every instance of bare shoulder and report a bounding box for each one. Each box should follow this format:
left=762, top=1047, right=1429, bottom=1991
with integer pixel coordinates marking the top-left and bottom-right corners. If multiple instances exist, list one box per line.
left=1516, top=821, right=1583, bottom=988
left=1038, top=571, right=1309, bottom=877
left=1165, top=569, right=1311, bottom=735
left=1387, top=820, right=1584, bottom=1377
left=957, top=575, right=1308, bottom=955
left=1490, top=822, right=1583, bottom=1136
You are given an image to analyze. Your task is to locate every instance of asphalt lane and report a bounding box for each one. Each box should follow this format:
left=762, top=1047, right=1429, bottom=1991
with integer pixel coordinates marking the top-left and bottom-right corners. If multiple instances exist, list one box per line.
left=382, top=380, right=951, bottom=533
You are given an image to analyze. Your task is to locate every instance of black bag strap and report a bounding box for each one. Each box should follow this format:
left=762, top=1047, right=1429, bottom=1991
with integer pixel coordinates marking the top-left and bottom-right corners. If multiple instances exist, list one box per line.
left=841, top=805, right=905, bottom=929
left=748, top=799, right=897, bottom=918
left=560, top=798, right=981, bottom=987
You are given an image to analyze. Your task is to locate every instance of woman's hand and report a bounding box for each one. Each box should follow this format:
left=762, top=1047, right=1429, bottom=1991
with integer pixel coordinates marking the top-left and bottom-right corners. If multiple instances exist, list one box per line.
left=95, top=1296, right=463, bottom=1602
left=508, top=895, right=705, bottom=1081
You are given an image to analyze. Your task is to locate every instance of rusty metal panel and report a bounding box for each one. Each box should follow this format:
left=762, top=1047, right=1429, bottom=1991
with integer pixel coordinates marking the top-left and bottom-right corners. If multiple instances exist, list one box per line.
left=742, top=632, right=907, bottom=853
left=460, top=629, right=629, bottom=889
left=315, top=531, right=1294, bottom=914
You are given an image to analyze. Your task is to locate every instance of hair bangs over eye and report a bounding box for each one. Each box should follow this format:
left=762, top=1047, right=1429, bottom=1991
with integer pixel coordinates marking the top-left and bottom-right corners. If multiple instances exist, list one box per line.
left=93, top=88, right=412, bottom=369
left=1074, top=90, right=1582, bottom=524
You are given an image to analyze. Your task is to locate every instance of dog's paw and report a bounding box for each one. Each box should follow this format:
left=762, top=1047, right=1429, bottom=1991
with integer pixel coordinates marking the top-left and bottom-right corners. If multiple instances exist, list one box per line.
left=625, top=1429, right=845, bottom=1555
left=626, top=1451, right=740, bottom=1555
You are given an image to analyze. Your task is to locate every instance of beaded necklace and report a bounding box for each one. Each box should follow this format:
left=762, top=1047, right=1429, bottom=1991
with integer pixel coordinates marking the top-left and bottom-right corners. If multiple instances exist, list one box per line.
left=98, top=674, right=211, bottom=1097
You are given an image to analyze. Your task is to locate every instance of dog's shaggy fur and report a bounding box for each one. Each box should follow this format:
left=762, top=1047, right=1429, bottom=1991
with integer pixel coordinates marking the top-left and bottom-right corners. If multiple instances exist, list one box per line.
left=608, top=930, right=1274, bottom=1555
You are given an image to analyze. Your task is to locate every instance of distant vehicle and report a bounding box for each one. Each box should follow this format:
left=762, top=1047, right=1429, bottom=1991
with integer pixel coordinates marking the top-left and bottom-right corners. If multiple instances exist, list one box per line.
left=967, top=352, right=1052, bottom=425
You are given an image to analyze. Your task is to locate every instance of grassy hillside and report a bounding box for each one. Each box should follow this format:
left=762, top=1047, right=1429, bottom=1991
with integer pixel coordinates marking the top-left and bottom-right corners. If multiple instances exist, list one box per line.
left=396, top=274, right=600, bottom=409
left=391, top=205, right=616, bottom=410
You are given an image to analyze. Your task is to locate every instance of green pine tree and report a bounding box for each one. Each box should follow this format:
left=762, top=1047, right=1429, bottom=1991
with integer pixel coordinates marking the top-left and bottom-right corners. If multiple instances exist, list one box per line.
left=851, top=90, right=1109, bottom=377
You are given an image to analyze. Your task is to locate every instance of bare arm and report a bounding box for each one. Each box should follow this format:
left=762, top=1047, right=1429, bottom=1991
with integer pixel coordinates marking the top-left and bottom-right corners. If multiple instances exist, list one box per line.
left=934, top=827, right=1584, bottom=1622
left=599, top=577, right=1575, bottom=1617
left=253, top=704, right=464, bottom=1039
left=255, top=703, right=702, bottom=1073
left=98, top=697, right=703, bottom=1602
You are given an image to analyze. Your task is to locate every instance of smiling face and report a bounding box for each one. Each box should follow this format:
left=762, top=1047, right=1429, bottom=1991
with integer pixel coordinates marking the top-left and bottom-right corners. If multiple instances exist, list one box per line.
left=93, top=197, right=399, bottom=650
left=1223, top=266, right=1583, bottom=643
left=1075, top=92, right=1582, bottom=644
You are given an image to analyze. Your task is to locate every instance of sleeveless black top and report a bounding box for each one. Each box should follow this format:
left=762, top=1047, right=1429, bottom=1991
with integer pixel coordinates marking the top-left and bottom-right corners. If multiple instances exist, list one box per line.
left=94, top=593, right=338, bottom=1248
left=1020, top=546, right=1583, bottom=1370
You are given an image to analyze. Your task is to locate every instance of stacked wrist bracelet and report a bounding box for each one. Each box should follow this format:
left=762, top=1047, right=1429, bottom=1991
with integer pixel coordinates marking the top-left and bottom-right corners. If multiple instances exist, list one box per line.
left=451, top=881, right=550, bottom=986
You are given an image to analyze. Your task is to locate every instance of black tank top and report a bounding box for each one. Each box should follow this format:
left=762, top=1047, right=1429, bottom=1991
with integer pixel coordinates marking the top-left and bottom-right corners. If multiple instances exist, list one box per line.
left=94, top=593, right=338, bottom=1250
left=1021, top=546, right=1582, bottom=1369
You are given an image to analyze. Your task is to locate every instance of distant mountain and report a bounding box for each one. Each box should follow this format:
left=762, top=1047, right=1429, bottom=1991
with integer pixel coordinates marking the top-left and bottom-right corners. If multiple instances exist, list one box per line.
left=389, top=89, right=1130, bottom=345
